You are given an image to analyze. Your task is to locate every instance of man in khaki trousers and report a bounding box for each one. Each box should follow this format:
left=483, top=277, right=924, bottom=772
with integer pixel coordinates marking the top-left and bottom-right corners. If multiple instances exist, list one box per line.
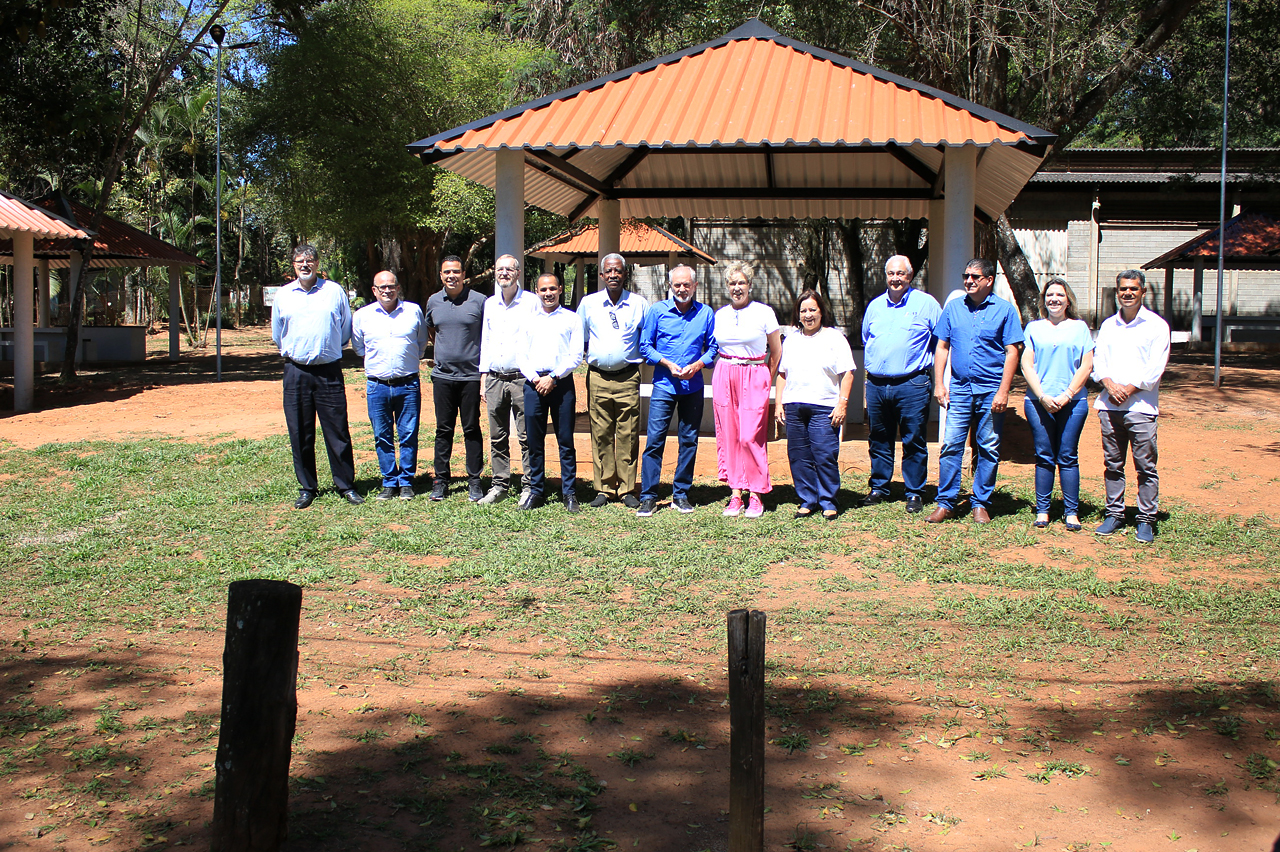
left=578, top=254, right=649, bottom=508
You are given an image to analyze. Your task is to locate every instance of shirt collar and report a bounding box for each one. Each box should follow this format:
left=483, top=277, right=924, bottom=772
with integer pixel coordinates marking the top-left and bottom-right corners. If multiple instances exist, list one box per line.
left=965, top=292, right=994, bottom=309
left=885, top=288, right=911, bottom=308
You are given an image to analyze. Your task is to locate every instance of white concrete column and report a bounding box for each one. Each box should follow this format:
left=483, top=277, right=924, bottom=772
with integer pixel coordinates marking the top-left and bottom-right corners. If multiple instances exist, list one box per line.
left=941, top=146, right=976, bottom=303
left=597, top=199, right=621, bottom=270
left=12, top=232, right=35, bottom=411
left=494, top=148, right=526, bottom=267
left=927, top=198, right=947, bottom=301
left=37, top=259, right=50, bottom=327
left=1191, top=257, right=1204, bottom=343
left=169, top=266, right=181, bottom=360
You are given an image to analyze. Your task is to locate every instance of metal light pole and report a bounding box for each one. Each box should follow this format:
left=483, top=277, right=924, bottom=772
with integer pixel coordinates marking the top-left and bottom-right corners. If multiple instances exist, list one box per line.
left=211, top=23, right=226, bottom=381
left=1213, top=0, right=1231, bottom=389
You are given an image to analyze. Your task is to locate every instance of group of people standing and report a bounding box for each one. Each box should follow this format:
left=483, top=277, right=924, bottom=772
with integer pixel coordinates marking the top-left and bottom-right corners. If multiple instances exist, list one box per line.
left=271, top=244, right=1169, bottom=540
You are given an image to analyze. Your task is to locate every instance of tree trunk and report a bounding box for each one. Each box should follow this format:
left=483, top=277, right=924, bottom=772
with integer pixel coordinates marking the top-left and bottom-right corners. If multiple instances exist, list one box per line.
left=60, top=252, right=94, bottom=381
left=832, top=218, right=866, bottom=335
left=993, top=213, right=1040, bottom=325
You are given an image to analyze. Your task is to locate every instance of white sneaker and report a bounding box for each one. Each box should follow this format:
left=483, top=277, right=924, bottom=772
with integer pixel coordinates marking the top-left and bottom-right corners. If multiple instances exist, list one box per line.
left=477, top=486, right=506, bottom=505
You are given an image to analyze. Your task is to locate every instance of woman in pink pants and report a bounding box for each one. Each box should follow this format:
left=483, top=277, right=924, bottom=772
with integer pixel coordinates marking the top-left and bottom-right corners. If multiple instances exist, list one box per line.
left=713, top=261, right=782, bottom=518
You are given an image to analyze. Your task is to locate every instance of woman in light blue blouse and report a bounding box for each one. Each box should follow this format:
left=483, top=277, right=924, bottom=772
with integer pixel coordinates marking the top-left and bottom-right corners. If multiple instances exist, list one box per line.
left=1020, top=278, right=1094, bottom=530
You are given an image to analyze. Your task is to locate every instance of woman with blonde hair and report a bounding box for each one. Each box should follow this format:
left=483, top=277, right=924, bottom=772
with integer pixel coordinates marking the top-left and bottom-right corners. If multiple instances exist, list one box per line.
left=1021, top=277, right=1094, bottom=530
left=713, top=261, right=782, bottom=518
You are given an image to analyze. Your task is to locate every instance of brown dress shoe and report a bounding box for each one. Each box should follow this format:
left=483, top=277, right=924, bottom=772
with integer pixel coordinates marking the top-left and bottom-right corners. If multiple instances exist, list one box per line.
left=972, top=506, right=992, bottom=524
left=924, top=506, right=956, bottom=523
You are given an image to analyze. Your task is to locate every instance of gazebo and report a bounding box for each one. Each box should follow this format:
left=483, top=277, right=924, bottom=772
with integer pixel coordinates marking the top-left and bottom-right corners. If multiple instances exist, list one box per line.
left=527, top=219, right=717, bottom=303
left=0, top=190, right=87, bottom=411
left=408, top=18, right=1056, bottom=301
left=1144, top=213, right=1280, bottom=343
left=1, top=193, right=206, bottom=411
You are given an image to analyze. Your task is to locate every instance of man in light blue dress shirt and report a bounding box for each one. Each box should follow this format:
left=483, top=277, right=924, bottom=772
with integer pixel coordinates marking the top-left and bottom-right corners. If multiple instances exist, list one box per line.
left=579, top=254, right=648, bottom=508
left=352, top=271, right=429, bottom=501
left=861, top=255, right=940, bottom=514
left=271, top=245, right=361, bottom=508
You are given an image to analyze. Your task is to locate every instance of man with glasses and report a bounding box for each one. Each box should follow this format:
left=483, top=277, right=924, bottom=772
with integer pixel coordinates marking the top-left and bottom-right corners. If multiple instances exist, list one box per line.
left=579, top=254, right=648, bottom=508
left=1092, top=270, right=1170, bottom=543
left=478, top=254, right=534, bottom=505
left=926, top=258, right=1024, bottom=524
left=425, top=256, right=488, bottom=501
left=352, top=271, right=428, bottom=500
left=861, top=254, right=940, bottom=513
left=271, top=244, right=362, bottom=508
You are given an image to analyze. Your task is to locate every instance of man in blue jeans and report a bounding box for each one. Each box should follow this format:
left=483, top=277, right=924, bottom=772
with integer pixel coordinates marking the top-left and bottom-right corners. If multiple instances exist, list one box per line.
left=926, top=258, right=1024, bottom=524
left=352, top=270, right=429, bottom=500
left=861, top=254, right=941, bottom=513
left=636, top=265, right=719, bottom=517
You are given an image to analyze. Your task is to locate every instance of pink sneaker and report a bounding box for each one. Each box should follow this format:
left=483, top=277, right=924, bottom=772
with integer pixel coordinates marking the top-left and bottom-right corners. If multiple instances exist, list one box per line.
left=744, top=493, right=764, bottom=518
left=722, top=495, right=744, bottom=517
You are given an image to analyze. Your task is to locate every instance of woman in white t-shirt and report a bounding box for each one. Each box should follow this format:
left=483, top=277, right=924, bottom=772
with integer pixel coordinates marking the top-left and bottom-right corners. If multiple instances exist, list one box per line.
left=712, top=261, right=782, bottom=518
left=774, top=290, right=855, bottom=519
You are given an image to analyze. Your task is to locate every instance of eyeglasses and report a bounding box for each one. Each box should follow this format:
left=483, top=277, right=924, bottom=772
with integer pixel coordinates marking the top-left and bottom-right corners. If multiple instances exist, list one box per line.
left=372, top=285, right=398, bottom=292
left=962, top=273, right=989, bottom=280
left=609, top=311, right=619, bottom=329
left=496, top=267, right=519, bottom=276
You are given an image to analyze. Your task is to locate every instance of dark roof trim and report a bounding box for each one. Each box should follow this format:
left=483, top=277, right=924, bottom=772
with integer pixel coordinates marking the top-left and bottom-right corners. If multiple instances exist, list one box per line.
left=408, top=18, right=1055, bottom=156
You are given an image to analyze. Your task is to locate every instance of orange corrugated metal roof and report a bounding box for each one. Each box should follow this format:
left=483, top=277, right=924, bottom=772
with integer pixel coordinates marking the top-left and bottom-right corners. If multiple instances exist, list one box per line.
left=0, top=195, right=205, bottom=268
left=529, top=221, right=717, bottom=264
left=0, top=189, right=88, bottom=239
left=408, top=19, right=1054, bottom=222
left=1145, top=214, right=1280, bottom=269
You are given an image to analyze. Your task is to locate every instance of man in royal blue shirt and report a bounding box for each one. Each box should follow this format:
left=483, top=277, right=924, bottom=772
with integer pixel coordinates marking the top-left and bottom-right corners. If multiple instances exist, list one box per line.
left=271, top=244, right=361, bottom=509
left=861, top=255, right=941, bottom=514
left=636, top=265, right=718, bottom=517
left=927, top=258, right=1024, bottom=524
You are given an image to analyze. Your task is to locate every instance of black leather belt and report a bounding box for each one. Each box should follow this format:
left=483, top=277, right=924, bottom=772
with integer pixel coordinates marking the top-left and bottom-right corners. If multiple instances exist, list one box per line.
left=488, top=370, right=523, bottom=381
left=589, top=363, right=639, bottom=378
left=368, top=374, right=418, bottom=386
left=867, top=368, right=930, bottom=384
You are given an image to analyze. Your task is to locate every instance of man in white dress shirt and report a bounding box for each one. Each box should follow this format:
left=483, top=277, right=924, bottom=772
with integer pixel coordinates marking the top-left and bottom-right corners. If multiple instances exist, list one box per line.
left=579, top=254, right=648, bottom=508
left=518, top=273, right=584, bottom=512
left=351, top=271, right=428, bottom=501
left=478, top=254, right=533, bottom=504
left=1092, top=269, right=1170, bottom=543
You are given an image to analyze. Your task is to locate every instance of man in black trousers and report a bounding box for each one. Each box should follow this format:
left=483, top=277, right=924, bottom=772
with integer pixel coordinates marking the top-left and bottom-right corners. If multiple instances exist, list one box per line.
left=271, top=245, right=362, bottom=508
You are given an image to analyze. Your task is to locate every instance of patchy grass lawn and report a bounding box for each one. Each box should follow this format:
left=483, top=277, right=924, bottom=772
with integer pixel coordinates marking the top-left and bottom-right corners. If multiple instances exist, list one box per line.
left=2, top=432, right=1279, bottom=851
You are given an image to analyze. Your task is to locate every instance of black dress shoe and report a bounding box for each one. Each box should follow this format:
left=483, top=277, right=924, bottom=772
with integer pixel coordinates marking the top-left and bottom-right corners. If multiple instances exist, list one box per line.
left=565, top=495, right=581, bottom=513
left=294, top=490, right=317, bottom=509
left=621, top=494, right=641, bottom=509
left=340, top=489, right=365, bottom=505
left=588, top=493, right=610, bottom=508
left=517, top=493, right=544, bottom=511
left=905, top=495, right=923, bottom=514
left=861, top=491, right=888, bottom=507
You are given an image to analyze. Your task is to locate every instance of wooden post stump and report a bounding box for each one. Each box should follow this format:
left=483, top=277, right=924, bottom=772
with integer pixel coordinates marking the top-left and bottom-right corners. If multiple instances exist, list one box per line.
left=211, top=579, right=302, bottom=852
left=728, top=608, right=766, bottom=852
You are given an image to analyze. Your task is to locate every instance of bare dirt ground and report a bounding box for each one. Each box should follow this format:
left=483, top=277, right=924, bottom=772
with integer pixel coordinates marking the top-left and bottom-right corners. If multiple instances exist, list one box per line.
left=1, top=326, right=1278, bottom=852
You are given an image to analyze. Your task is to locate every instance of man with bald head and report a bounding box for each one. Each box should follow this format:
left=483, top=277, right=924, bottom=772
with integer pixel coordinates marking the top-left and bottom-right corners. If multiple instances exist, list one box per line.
left=861, top=254, right=941, bottom=513
left=352, top=270, right=429, bottom=499
left=579, top=253, right=648, bottom=508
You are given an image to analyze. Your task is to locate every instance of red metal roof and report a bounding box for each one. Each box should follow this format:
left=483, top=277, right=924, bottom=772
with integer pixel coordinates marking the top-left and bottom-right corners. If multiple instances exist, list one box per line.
left=1145, top=214, right=1280, bottom=270
left=409, top=20, right=1054, bottom=222
left=0, top=190, right=88, bottom=240
left=529, top=221, right=717, bottom=264
left=0, top=195, right=205, bottom=268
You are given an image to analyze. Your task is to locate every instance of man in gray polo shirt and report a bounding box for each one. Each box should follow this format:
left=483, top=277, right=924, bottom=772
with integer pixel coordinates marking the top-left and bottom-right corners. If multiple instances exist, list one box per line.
left=424, top=255, right=487, bottom=501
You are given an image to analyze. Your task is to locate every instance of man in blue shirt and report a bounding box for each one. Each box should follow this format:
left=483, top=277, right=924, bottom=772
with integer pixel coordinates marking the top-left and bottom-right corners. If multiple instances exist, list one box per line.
left=926, top=258, right=1024, bottom=524
left=271, top=245, right=362, bottom=508
left=861, top=255, right=941, bottom=514
left=352, top=271, right=429, bottom=501
left=580, top=254, right=648, bottom=509
left=636, top=265, right=718, bottom=517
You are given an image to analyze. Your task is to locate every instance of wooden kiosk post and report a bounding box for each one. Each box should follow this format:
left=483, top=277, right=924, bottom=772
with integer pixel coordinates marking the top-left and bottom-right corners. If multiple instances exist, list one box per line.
left=728, top=609, right=766, bottom=852
left=211, top=579, right=302, bottom=852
